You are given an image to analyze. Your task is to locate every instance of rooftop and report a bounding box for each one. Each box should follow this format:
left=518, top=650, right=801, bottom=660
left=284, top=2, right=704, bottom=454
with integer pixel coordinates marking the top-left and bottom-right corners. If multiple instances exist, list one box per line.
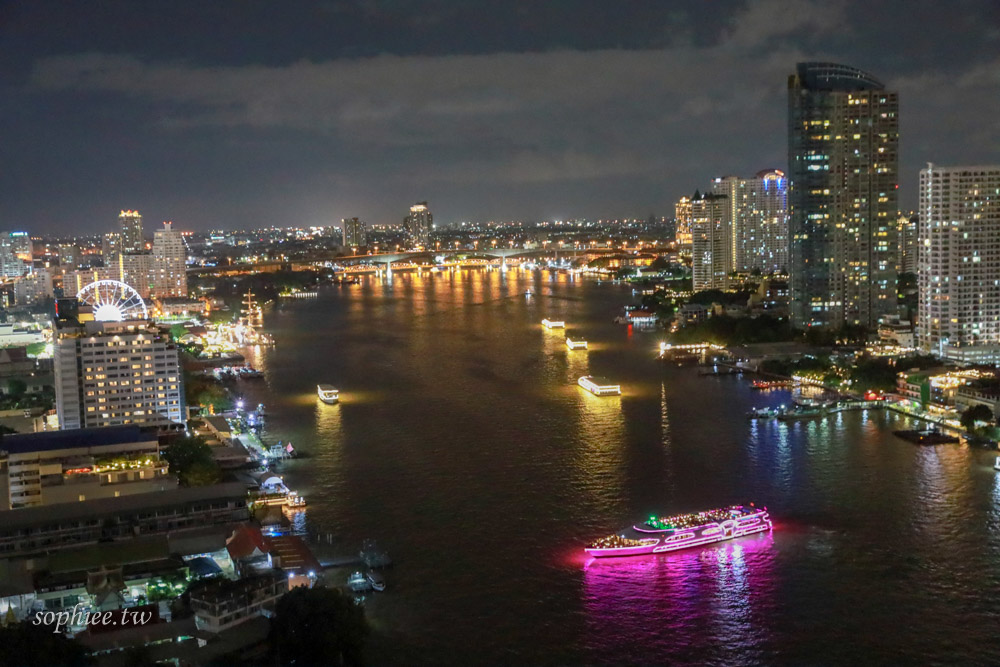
left=795, top=62, right=885, bottom=91
left=205, top=416, right=232, bottom=432
left=0, top=425, right=158, bottom=455
left=0, top=482, right=248, bottom=531
left=189, top=569, right=287, bottom=604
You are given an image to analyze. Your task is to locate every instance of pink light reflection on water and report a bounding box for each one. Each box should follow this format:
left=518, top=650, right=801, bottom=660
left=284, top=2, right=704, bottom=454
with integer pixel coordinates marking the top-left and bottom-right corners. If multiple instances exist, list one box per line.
left=581, top=532, right=777, bottom=665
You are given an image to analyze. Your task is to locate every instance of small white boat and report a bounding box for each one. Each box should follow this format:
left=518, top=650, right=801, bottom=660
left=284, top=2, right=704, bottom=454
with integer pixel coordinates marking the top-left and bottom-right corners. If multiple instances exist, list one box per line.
left=994, top=456, right=1000, bottom=471
left=578, top=375, right=621, bottom=396
left=317, top=384, right=339, bottom=404
left=367, top=571, right=386, bottom=592
left=542, top=318, right=565, bottom=329
left=566, top=338, right=588, bottom=350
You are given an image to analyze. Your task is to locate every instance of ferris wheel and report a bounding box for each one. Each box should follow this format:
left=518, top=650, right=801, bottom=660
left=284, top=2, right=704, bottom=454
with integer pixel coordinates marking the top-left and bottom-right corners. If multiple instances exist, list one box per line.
left=76, top=280, right=149, bottom=322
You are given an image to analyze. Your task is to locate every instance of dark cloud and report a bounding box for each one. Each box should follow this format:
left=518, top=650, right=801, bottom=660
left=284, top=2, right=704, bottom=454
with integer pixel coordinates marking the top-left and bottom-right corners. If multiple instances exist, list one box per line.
left=1, top=0, right=997, bottom=233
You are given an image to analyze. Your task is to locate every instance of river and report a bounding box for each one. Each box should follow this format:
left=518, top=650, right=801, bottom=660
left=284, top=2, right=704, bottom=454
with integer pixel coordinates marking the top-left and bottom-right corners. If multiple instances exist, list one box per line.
left=233, top=267, right=1000, bottom=665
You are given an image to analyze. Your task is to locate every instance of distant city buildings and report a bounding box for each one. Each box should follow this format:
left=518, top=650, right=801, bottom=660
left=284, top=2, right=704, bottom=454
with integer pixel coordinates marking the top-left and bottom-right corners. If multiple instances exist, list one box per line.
left=682, top=167, right=789, bottom=290
left=674, top=196, right=693, bottom=247
left=117, top=252, right=153, bottom=299
left=63, top=267, right=119, bottom=296
left=342, top=217, right=367, bottom=248
left=58, top=243, right=79, bottom=271
left=917, top=164, right=1000, bottom=364
left=152, top=221, right=187, bottom=298
left=787, top=62, right=898, bottom=328
left=13, top=268, right=52, bottom=305
left=102, top=231, right=121, bottom=258
left=0, top=231, right=32, bottom=278
left=704, top=171, right=790, bottom=275
left=897, top=212, right=918, bottom=275
left=710, top=176, right=741, bottom=270
left=691, top=191, right=731, bottom=290
left=119, top=209, right=144, bottom=253
left=54, top=317, right=184, bottom=431
left=404, top=202, right=433, bottom=248
left=742, top=170, right=789, bottom=273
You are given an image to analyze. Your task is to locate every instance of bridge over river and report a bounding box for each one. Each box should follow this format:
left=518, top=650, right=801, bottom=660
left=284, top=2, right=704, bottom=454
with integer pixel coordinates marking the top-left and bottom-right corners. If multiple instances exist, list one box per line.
left=188, top=246, right=656, bottom=276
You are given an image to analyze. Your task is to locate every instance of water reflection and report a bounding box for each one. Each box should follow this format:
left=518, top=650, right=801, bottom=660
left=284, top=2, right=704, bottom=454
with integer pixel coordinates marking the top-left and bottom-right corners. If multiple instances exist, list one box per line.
left=582, top=533, right=775, bottom=664
left=573, top=381, right=625, bottom=515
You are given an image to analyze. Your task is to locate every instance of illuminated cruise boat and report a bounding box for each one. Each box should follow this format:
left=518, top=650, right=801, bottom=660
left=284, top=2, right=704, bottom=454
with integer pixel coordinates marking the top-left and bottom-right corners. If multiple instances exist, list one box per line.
left=317, top=384, right=340, bottom=404
left=578, top=375, right=620, bottom=396
left=585, top=505, right=771, bottom=558
left=566, top=337, right=588, bottom=350
left=542, top=318, right=565, bottom=329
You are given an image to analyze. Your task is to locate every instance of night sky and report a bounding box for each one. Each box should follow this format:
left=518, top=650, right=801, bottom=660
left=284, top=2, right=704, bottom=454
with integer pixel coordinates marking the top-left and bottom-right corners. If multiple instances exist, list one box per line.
left=2, top=0, right=998, bottom=235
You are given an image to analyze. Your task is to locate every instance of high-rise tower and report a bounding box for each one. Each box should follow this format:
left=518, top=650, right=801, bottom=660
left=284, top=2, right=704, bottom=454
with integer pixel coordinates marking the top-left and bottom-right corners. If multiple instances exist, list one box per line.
left=342, top=217, right=367, bottom=248
left=405, top=202, right=433, bottom=248
left=787, top=62, right=898, bottom=328
left=711, top=176, right=742, bottom=271
left=917, top=164, right=1000, bottom=364
left=152, top=221, right=187, bottom=298
left=743, top=170, right=789, bottom=274
left=674, top=196, right=693, bottom=248
left=119, top=210, right=144, bottom=254
left=691, top=192, right=731, bottom=291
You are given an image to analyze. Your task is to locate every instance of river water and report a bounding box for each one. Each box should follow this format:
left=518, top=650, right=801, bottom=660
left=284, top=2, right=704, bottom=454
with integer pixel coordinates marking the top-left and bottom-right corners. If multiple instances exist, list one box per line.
left=234, top=268, right=1000, bottom=665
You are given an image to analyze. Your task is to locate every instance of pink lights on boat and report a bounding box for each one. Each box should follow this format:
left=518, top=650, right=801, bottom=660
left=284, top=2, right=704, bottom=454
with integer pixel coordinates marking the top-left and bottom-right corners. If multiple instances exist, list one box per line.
left=584, top=505, right=772, bottom=559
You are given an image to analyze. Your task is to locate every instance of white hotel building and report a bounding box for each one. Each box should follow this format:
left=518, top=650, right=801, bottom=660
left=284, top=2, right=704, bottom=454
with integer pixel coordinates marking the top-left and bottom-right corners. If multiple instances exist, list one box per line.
left=54, top=320, right=184, bottom=430
left=918, top=164, right=1000, bottom=364
left=152, top=221, right=188, bottom=298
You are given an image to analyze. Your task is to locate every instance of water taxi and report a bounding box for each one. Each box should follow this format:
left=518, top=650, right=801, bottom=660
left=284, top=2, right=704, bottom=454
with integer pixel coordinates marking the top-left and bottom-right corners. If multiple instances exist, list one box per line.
left=542, top=318, right=566, bottom=329
left=994, top=456, right=1000, bottom=471
left=566, top=338, right=588, bottom=350
left=585, top=505, right=771, bottom=558
left=578, top=375, right=621, bottom=396
left=317, top=384, right=340, bottom=404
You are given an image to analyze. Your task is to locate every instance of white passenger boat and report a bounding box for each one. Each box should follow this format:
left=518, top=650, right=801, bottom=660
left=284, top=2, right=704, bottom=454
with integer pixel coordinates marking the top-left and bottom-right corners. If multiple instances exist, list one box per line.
left=566, top=338, right=588, bottom=350
left=317, top=384, right=340, bottom=404
left=542, top=318, right=565, bottom=329
left=578, top=375, right=621, bottom=396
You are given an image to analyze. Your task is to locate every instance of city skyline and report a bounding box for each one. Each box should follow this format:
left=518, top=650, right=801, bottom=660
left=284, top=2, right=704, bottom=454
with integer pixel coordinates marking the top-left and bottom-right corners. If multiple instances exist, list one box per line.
left=2, top=0, right=999, bottom=234
left=5, top=4, right=1000, bottom=664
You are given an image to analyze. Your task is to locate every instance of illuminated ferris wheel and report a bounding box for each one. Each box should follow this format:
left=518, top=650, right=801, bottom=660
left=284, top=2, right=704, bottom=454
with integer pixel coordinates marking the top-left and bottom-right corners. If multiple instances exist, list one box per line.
left=76, top=280, right=149, bottom=322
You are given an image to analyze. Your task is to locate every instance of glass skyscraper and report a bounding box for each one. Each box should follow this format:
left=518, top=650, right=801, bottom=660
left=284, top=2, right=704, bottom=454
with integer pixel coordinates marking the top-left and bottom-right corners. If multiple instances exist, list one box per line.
left=787, top=62, right=898, bottom=328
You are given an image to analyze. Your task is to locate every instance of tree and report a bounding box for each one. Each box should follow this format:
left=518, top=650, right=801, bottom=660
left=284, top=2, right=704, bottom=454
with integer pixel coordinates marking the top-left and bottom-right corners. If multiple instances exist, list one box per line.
left=183, top=369, right=233, bottom=413
left=960, top=405, right=994, bottom=433
left=6, top=378, right=27, bottom=399
left=849, top=358, right=899, bottom=393
left=163, top=436, right=221, bottom=486
left=270, top=586, right=369, bottom=666
left=183, top=460, right=221, bottom=486
left=0, top=622, right=93, bottom=666
left=169, top=323, right=189, bottom=341
left=649, top=256, right=670, bottom=271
